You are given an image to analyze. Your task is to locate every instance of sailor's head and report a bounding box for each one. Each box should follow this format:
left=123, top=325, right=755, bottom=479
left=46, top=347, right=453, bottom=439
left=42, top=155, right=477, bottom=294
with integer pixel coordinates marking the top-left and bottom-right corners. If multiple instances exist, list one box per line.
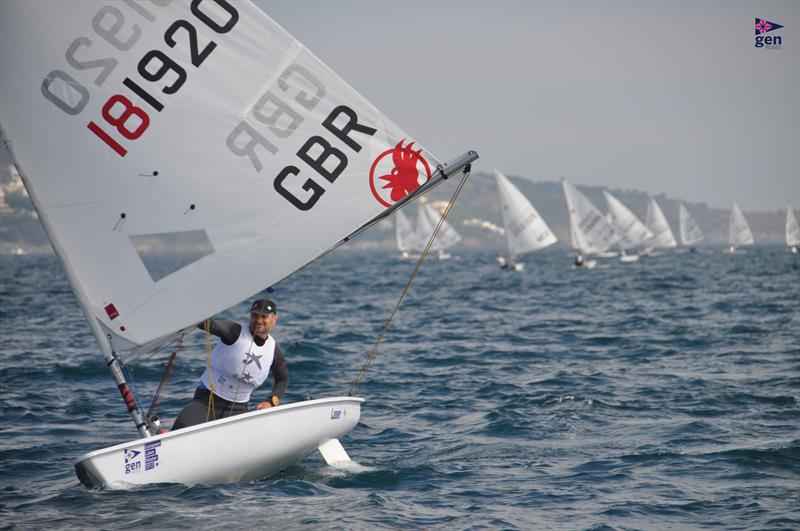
left=249, top=298, right=278, bottom=337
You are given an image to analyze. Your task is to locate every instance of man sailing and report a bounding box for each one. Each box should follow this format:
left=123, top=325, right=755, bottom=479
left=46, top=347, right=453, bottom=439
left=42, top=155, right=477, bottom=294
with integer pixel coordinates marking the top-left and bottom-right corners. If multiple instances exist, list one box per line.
left=171, top=299, right=288, bottom=430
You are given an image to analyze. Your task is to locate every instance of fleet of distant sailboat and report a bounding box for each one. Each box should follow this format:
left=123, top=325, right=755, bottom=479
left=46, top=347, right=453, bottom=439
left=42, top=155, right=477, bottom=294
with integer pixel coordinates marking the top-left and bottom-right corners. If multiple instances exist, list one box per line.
left=394, top=175, right=798, bottom=269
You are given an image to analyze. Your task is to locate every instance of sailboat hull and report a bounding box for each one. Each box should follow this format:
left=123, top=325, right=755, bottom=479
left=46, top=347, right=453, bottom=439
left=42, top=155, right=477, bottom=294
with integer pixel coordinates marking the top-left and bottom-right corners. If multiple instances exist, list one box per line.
left=75, top=396, right=363, bottom=489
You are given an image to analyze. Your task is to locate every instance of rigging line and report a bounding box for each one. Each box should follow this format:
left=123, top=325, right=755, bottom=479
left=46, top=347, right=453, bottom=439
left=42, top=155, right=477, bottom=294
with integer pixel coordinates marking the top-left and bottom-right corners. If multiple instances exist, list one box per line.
left=203, top=319, right=217, bottom=422
left=348, top=165, right=472, bottom=397
left=145, top=338, right=182, bottom=420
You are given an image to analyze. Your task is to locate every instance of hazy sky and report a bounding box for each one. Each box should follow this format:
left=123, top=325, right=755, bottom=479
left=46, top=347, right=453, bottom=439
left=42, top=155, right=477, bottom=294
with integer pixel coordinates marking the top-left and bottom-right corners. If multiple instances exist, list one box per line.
left=256, top=0, right=799, bottom=212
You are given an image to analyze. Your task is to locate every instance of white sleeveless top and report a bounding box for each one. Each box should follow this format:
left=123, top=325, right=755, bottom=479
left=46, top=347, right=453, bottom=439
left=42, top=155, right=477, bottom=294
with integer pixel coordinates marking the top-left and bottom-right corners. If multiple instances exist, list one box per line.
left=200, top=323, right=275, bottom=403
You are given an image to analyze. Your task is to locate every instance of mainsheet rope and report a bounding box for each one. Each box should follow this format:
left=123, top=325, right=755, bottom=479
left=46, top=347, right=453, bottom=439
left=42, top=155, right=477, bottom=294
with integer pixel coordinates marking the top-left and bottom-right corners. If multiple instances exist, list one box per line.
left=348, top=165, right=472, bottom=397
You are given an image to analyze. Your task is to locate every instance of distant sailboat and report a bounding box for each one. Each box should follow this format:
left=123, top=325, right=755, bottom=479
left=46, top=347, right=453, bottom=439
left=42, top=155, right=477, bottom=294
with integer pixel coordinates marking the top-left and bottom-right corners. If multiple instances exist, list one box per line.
left=678, top=203, right=704, bottom=251
left=395, top=209, right=421, bottom=259
left=726, top=202, right=754, bottom=253
left=562, top=179, right=618, bottom=268
left=415, top=202, right=462, bottom=260
left=493, top=170, right=556, bottom=271
left=644, top=197, right=677, bottom=253
left=786, top=206, right=799, bottom=253
left=603, top=191, right=652, bottom=262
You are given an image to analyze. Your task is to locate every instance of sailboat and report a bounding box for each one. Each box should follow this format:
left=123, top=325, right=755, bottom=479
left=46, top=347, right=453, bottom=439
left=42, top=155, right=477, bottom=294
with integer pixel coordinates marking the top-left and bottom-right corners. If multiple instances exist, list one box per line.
left=0, top=0, right=477, bottom=488
left=726, top=202, right=755, bottom=253
left=395, top=209, right=422, bottom=259
left=493, top=170, right=556, bottom=271
left=562, top=179, right=618, bottom=268
left=603, top=191, right=652, bottom=262
left=786, top=206, right=800, bottom=253
left=678, top=203, right=704, bottom=251
left=643, top=197, right=677, bottom=254
left=415, top=202, right=462, bottom=260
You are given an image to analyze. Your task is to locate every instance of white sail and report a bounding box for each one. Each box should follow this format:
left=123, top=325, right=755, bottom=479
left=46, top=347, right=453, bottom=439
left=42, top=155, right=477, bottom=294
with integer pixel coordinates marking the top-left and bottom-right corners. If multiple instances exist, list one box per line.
left=569, top=222, right=581, bottom=251
left=645, top=197, right=677, bottom=249
left=0, top=0, right=456, bottom=358
left=678, top=203, right=704, bottom=247
left=603, top=191, right=653, bottom=251
left=728, top=202, right=754, bottom=247
left=786, top=206, right=800, bottom=247
left=493, top=170, right=556, bottom=258
left=395, top=209, right=420, bottom=253
left=562, top=180, right=618, bottom=255
left=415, top=202, right=461, bottom=251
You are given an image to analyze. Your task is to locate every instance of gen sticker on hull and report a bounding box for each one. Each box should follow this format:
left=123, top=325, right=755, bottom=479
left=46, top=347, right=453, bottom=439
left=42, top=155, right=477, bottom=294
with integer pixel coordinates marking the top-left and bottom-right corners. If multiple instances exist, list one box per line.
left=123, top=440, right=162, bottom=475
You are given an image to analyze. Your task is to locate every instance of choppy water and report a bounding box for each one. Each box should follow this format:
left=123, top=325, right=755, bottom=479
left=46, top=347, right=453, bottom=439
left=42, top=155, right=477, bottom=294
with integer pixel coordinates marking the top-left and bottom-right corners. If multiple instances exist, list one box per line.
left=1, top=246, right=798, bottom=530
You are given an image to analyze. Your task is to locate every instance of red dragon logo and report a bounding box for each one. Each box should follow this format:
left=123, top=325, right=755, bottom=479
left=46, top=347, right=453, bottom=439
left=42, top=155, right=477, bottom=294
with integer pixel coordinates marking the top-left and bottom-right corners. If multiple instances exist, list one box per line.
left=369, top=139, right=432, bottom=207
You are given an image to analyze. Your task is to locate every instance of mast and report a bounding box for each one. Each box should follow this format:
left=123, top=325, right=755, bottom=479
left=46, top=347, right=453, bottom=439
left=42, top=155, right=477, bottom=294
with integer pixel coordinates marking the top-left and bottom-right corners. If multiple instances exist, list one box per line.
left=1, top=130, right=152, bottom=437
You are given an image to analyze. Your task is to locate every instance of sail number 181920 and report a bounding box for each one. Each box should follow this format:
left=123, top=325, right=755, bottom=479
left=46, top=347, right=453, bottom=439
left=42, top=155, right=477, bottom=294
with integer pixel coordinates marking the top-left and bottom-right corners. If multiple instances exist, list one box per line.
left=40, top=0, right=239, bottom=158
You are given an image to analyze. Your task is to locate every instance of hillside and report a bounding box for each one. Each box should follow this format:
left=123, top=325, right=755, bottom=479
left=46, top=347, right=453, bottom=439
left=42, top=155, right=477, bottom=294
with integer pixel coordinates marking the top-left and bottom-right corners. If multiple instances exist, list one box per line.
left=0, top=166, right=792, bottom=254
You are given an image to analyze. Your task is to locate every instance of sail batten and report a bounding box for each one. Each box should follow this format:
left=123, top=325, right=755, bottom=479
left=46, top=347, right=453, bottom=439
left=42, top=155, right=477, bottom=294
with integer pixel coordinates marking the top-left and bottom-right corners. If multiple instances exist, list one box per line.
left=0, top=1, right=475, bottom=357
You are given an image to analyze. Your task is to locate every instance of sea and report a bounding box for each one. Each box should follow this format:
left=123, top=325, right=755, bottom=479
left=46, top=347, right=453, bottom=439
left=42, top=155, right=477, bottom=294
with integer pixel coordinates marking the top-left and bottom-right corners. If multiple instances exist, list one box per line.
left=1, top=245, right=798, bottom=530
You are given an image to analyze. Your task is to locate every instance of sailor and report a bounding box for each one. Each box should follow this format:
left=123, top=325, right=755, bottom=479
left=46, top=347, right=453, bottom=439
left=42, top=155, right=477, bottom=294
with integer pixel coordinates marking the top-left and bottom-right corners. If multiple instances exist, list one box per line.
left=574, top=254, right=585, bottom=267
left=171, top=298, right=289, bottom=430
left=495, top=253, right=509, bottom=269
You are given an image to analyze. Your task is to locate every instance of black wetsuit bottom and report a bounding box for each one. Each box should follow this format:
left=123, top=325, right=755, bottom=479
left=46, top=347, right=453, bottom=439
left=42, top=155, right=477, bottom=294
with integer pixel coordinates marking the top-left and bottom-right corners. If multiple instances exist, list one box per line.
left=171, top=388, right=248, bottom=430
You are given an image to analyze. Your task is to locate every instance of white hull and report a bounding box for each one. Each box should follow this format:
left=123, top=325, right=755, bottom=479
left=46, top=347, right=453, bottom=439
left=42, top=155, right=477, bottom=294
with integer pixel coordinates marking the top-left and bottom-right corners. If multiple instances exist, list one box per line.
left=574, top=259, right=597, bottom=269
left=513, top=263, right=525, bottom=272
left=619, top=253, right=640, bottom=263
left=75, top=396, right=363, bottom=489
left=594, top=251, right=618, bottom=258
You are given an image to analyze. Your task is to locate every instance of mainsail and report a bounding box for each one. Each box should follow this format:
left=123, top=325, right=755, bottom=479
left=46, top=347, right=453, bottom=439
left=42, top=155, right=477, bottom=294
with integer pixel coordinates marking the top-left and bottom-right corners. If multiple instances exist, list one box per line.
left=415, top=202, right=462, bottom=252
left=728, top=202, right=754, bottom=247
left=562, top=179, right=618, bottom=255
left=0, top=0, right=477, bottom=439
left=0, top=0, right=474, bottom=356
left=603, top=190, right=653, bottom=251
left=493, top=170, right=556, bottom=259
left=786, top=206, right=800, bottom=248
left=678, top=203, right=704, bottom=247
left=645, top=197, right=677, bottom=249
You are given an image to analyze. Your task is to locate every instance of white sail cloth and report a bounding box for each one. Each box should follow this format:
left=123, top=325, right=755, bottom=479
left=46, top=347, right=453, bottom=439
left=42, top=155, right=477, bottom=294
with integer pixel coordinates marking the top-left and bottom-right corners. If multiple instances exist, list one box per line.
left=562, top=179, right=618, bottom=255
left=603, top=191, right=652, bottom=251
left=414, top=203, right=461, bottom=252
left=493, top=170, right=556, bottom=257
left=786, top=206, right=800, bottom=247
left=728, top=202, right=754, bottom=247
left=0, top=1, right=443, bottom=356
left=395, top=209, right=421, bottom=253
left=678, top=203, right=704, bottom=247
left=645, top=198, right=677, bottom=249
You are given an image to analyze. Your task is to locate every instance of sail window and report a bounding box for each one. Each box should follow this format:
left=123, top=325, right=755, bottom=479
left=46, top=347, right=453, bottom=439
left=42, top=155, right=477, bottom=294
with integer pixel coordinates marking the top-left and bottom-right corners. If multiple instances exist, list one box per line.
left=130, top=230, right=214, bottom=282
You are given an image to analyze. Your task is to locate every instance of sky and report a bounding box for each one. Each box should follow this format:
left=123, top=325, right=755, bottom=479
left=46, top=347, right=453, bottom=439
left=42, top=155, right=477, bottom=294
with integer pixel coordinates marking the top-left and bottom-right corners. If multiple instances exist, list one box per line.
left=255, top=0, right=800, bottom=212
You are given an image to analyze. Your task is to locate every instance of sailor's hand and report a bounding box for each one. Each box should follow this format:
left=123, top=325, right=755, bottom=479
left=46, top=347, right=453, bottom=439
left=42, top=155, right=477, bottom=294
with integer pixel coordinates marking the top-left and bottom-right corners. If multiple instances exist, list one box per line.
left=256, top=401, right=272, bottom=410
